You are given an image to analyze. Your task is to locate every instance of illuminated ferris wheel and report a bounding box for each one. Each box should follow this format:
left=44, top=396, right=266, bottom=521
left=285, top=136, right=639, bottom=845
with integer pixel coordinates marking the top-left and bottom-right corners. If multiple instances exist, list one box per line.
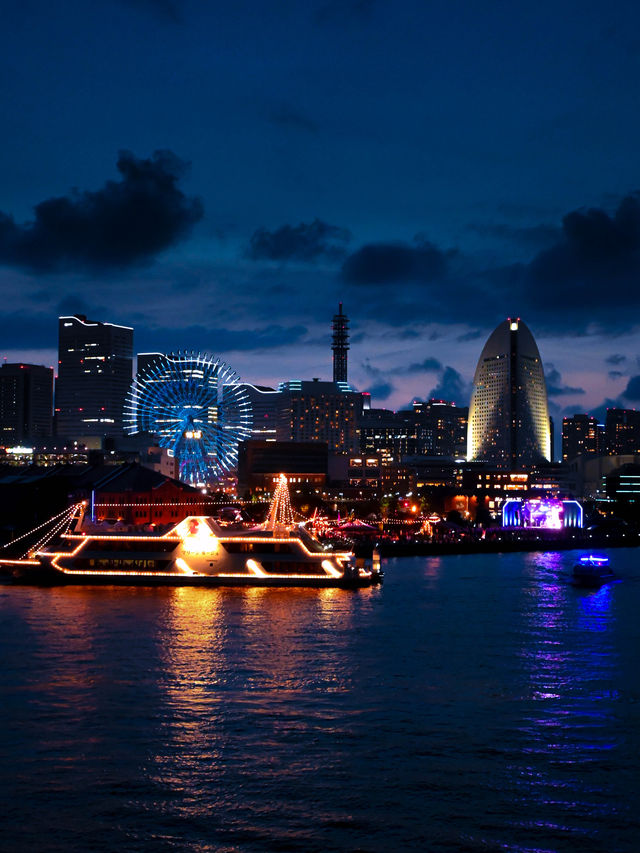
left=124, top=351, right=253, bottom=486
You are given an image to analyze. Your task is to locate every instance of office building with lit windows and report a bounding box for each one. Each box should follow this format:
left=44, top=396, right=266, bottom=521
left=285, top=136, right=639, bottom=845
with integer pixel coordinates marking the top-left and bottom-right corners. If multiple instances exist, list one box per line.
left=562, top=414, right=604, bottom=462
left=56, top=315, right=133, bottom=438
left=467, top=318, right=550, bottom=468
left=276, top=379, right=363, bottom=454
left=604, top=408, right=640, bottom=456
left=0, top=363, right=53, bottom=445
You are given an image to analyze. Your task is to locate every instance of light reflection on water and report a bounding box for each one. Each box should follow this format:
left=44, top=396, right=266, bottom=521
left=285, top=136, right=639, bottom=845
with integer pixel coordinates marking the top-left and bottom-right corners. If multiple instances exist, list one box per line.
left=1, top=551, right=639, bottom=853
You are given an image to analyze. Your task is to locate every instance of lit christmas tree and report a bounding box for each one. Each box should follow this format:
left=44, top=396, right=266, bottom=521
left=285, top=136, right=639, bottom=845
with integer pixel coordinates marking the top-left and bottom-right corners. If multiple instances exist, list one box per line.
left=265, top=473, right=294, bottom=529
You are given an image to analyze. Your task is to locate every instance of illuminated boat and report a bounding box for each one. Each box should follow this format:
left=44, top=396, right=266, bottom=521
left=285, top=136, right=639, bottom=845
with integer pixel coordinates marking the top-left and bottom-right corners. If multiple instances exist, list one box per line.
left=0, top=476, right=378, bottom=589
left=572, top=554, right=616, bottom=587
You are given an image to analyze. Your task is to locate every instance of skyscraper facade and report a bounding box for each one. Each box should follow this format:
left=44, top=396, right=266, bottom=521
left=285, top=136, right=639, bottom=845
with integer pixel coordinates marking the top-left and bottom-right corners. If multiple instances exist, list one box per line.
left=605, top=408, right=640, bottom=455
left=331, top=303, right=349, bottom=383
left=56, top=315, right=133, bottom=438
left=277, top=378, right=362, bottom=453
left=0, top=363, right=53, bottom=445
left=562, top=414, right=603, bottom=462
left=467, top=318, right=550, bottom=468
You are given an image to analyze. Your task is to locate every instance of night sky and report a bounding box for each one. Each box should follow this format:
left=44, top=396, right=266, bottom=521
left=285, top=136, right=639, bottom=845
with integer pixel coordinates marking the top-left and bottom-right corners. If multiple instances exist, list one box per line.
left=2, top=0, right=640, bottom=426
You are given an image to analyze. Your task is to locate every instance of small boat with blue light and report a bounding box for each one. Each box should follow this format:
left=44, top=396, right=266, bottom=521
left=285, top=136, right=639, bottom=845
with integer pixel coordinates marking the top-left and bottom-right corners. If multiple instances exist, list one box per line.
left=572, top=554, right=616, bottom=588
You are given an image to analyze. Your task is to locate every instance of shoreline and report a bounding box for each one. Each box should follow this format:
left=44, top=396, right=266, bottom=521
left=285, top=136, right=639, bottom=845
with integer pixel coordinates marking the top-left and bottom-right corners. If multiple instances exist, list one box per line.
left=376, top=533, right=638, bottom=558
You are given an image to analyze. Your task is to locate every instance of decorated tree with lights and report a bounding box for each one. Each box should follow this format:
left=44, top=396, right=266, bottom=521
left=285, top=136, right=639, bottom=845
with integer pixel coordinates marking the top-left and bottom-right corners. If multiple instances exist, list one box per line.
left=265, top=474, right=295, bottom=530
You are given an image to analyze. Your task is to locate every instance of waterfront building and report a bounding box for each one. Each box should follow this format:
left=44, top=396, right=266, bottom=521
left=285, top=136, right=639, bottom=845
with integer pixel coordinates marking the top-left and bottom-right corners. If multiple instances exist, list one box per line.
left=604, top=408, right=640, bottom=455
left=412, top=399, right=468, bottom=457
left=276, top=379, right=363, bottom=454
left=56, top=315, right=133, bottom=439
left=467, top=318, right=550, bottom=468
left=0, top=363, right=53, bottom=445
left=237, top=439, right=327, bottom=494
left=347, top=455, right=382, bottom=490
left=332, top=303, right=349, bottom=383
left=562, top=414, right=603, bottom=462
left=360, top=401, right=467, bottom=464
left=359, top=408, right=417, bottom=464
left=229, top=383, right=281, bottom=440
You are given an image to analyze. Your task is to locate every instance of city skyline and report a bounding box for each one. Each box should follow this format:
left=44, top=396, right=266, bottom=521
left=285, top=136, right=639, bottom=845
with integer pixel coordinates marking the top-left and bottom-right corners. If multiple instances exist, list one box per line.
left=2, top=2, right=640, bottom=424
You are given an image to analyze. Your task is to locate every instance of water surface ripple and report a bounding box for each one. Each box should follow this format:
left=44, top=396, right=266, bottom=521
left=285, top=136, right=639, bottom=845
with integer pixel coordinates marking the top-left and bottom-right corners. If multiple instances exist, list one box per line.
left=1, top=549, right=639, bottom=852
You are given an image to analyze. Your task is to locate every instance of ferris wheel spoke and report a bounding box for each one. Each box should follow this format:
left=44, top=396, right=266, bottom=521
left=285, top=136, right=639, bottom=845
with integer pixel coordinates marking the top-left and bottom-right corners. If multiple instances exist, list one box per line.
left=125, top=350, right=252, bottom=485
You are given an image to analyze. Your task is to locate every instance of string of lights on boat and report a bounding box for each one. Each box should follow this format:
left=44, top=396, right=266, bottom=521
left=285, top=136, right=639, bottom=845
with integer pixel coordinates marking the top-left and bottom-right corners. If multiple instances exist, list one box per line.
left=124, top=351, right=253, bottom=487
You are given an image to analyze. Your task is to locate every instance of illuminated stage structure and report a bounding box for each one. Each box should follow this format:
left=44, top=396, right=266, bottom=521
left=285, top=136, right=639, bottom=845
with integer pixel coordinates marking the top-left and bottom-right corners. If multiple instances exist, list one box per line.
left=502, top=498, right=583, bottom=530
left=125, top=351, right=252, bottom=486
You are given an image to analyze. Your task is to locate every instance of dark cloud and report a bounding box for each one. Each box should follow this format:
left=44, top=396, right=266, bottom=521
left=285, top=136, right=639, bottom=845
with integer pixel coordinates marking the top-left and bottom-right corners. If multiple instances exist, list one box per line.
left=467, top=222, right=560, bottom=250
left=0, top=150, right=203, bottom=274
left=609, top=370, right=624, bottom=379
left=427, top=367, right=471, bottom=407
left=361, top=359, right=395, bottom=402
left=365, top=381, right=394, bottom=401
left=589, top=398, right=624, bottom=423
left=523, top=192, right=640, bottom=328
left=623, top=375, right=640, bottom=400
left=456, top=330, right=483, bottom=342
left=269, top=104, right=319, bottom=133
left=248, top=219, right=351, bottom=263
left=340, top=191, right=640, bottom=333
left=342, top=239, right=449, bottom=285
left=0, top=312, right=59, bottom=351
left=545, top=365, right=585, bottom=396
left=606, top=353, right=627, bottom=365
left=137, top=323, right=308, bottom=354
left=403, top=357, right=443, bottom=374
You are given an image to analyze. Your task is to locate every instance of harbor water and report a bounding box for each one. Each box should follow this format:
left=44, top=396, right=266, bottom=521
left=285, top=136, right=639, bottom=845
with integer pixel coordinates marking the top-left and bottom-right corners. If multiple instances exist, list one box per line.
left=1, top=549, right=639, bottom=852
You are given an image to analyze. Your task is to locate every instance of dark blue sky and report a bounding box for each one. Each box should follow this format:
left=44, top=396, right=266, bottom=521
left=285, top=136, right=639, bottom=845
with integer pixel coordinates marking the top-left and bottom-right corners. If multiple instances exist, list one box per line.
left=2, top=0, right=640, bottom=420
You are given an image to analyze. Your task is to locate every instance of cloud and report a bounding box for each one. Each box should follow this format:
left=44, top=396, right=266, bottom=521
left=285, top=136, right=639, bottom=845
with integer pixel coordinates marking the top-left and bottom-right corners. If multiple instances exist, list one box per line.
left=606, top=353, right=627, bottom=365
left=137, top=323, right=309, bottom=354
left=342, top=239, right=449, bottom=285
left=456, top=330, right=483, bottom=342
left=427, top=366, right=471, bottom=407
left=338, top=191, right=640, bottom=333
left=360, top=359, right=395, bottom=402
left=0, top=312, right=59, bottom=350
left=403, top=357, right=443, bottom=374
left=589, top=397, right=624, bottom=423
left=545, top=365, right=586, bottom=396
left=365, top=381, right=394, bottom=401
left=622, top=375, right=640, bottom=400
left=269, top=104, right=319, bottom=133
left=523, top=192, right=640, bottom=328
left=609, top=370, right=624, bottom=379
left=0, top=150, right=203, bottom=274
left=248, top=219, right=351, bottom=263
left=467, top=222, right=561, bottom=250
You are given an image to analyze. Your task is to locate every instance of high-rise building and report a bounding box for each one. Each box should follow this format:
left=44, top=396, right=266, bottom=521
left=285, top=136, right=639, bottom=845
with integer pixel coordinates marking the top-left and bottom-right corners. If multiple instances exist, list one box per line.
left=412, top=399, right=468, bottom=457
left=56, top=315, right=133, bottom=438
left=562, top=414, right=603, bottom=462
left=277, top=378, right=363, bottom=453
left=605, top=408, right=640, bottom=455
left=0, top=363, right=53, bottom=445
left=222, top=383, right=281, bottom=440
left=359, top=400, right=468, bottom=464
left=467, top=318, right=550, bottom=468
left=331, top=303, right=349, bottom=383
